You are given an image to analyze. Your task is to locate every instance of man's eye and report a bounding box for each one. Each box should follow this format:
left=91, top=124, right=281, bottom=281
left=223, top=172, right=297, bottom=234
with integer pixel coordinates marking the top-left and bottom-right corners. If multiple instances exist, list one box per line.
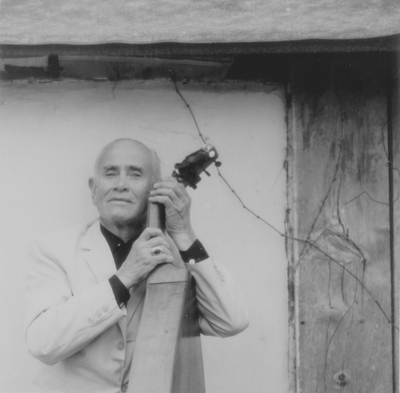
left=105, top=172, right=116, bottom=177
left=130, top=172, right=142, bottom=178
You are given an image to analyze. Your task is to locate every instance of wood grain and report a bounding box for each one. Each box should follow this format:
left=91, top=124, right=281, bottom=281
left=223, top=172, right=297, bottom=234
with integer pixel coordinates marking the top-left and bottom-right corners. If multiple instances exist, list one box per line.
left=128, top=269, right=205, bottom=393
left=288, top=54, right=395, bottom=392
left=389, top=52, right=399, bottom=393
left=127, top=201, right=205, bottom=392
left=128, top=280, right=187, bottom=393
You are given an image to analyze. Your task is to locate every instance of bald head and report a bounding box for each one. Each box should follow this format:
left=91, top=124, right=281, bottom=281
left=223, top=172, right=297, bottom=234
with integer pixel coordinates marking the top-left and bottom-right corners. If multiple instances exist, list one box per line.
left=94, top=138, right=161, bottom=181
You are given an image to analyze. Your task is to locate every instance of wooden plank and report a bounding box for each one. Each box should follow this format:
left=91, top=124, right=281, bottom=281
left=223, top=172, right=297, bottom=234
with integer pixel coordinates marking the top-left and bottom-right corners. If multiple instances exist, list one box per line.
left=289, top=54, right=395, bottom=392
left=0, top=55, right=231, bottom=82
left=171, top=278, right=205, bottom=393
left=388, top=51, right=399, bottom=393
left=57, top=56, right=231, bottom=82
left=128, top=266, right=205, bottom=393
left=128, top=281, right=187, bottom=393
left=128, top=199, right=204, bottom=393
left=1, top=35, right=400, bottom=59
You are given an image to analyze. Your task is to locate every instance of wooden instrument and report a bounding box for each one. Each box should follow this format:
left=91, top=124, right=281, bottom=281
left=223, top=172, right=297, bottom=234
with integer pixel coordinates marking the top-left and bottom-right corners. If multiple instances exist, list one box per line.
left=127, top=145, right=220, bottom=393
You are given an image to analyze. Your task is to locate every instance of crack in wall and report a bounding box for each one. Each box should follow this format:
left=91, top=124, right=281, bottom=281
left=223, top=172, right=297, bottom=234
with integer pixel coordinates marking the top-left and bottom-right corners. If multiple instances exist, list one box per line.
left=344, top=190, right=400, bottom=206
left=340, top=311, right=355, bottom=392
left=172, top=79, right=398, bottom=334
left=323, top=261, right=359, bottom=393
left=170, top=75, right=397, bottom=393
left=298, top=140, right=343, bottom=263
left=323, top=299, right=355, bottom=393
left=302, top=80, right=395, bottom=392
left=344, top=120, right=400, bottom=206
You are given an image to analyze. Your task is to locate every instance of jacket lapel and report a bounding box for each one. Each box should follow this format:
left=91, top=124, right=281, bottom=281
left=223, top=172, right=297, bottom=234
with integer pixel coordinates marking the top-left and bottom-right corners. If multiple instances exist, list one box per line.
left=82, top=221, right=117, bottom=283
left=82, top=220, right=147, bottom=338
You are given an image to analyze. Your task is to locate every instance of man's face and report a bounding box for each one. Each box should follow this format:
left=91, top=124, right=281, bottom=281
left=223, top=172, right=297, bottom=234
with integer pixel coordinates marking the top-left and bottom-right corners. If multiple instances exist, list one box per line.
left=89, top=142, right=155, bottom=228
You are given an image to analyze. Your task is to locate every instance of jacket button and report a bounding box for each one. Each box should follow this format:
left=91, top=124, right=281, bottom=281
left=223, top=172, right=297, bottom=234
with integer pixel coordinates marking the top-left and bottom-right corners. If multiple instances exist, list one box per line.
left=117, top=342, right=125, bottom=350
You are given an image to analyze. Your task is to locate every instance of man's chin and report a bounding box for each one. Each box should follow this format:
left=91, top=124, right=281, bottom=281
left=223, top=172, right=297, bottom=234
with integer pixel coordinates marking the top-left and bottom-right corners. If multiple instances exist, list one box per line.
left=99, top=205, right=146, bottom=228
left=104, top=210, right=140, bottom=226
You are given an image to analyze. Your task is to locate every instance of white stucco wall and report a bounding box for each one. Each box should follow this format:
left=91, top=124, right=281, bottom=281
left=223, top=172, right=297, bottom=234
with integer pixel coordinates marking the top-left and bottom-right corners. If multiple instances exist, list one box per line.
left=0, top=80, right=287, bottom=393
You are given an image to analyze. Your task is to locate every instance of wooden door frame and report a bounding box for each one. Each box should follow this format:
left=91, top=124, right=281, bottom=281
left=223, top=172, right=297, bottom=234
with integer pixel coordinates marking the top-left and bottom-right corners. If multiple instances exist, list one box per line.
left=286, top=52, right=399, bottom=393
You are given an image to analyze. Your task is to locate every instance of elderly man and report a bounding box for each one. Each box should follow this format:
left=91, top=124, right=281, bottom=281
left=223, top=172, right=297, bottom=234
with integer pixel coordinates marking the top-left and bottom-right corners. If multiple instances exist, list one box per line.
left=25, top=138, right=249, bottom=393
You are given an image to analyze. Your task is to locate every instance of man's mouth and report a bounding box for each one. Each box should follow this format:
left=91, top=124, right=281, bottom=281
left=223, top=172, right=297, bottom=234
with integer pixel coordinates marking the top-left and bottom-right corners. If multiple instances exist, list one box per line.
left=108, top=198, right=132, bottom=203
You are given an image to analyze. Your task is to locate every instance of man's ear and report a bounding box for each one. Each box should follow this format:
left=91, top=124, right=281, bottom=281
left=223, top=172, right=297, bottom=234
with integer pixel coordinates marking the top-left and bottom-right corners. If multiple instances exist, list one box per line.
left=88, top=177, right=97, bottom=205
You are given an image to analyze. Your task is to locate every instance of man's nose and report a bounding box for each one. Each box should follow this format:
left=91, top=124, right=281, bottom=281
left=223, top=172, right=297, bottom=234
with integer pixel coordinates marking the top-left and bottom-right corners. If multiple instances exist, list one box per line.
left=114, top=174, right=128, bottom=190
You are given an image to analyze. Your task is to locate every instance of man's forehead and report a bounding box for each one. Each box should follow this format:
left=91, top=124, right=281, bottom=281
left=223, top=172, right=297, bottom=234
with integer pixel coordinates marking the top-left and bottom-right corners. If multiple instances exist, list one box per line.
left=97, top=141, right=153, bottom=169
left=99, top=142, right=151, bottom=163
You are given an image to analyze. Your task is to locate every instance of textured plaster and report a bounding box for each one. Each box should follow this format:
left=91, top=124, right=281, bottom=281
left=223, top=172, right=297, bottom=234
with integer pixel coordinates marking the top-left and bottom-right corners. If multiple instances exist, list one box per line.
left=0, top=0, right=399, bottom=45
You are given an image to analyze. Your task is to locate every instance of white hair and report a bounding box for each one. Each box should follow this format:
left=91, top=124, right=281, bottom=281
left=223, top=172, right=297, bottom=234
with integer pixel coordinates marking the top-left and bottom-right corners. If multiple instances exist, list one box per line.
left=93, top=138, right=161, bottom=181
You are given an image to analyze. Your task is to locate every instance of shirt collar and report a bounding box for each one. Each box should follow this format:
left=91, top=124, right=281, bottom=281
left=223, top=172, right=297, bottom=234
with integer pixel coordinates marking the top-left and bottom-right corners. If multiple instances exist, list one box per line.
left=100, top=224, right=140, bottom=270
left=100, top=224, right=124, bottom=251
left=100, top=224, right=138, bottom=251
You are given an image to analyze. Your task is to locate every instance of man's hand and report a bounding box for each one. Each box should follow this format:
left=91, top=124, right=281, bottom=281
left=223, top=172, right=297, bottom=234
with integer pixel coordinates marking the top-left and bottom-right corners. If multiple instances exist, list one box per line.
left=116, top=228, right=174, bottom=289
left=149, top=177, right=196, bottom=251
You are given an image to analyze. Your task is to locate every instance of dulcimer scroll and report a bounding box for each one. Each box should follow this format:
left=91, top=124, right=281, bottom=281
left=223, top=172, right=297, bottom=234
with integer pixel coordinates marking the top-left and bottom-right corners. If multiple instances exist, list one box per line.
left=127, top=145, right=220, bottom=393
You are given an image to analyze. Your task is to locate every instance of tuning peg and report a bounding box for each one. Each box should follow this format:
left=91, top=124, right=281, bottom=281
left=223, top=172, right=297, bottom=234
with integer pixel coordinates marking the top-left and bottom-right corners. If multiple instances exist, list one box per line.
left=215, top=161, right=222, bottom=167
left=204, top=170, right=211, bottom=177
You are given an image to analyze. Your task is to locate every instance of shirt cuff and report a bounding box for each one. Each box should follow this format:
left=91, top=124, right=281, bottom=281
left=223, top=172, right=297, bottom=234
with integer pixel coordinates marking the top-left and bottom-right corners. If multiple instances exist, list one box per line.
left=179, top=239, right=209, bottom=264
left=109, top=275, right=130, bottom=308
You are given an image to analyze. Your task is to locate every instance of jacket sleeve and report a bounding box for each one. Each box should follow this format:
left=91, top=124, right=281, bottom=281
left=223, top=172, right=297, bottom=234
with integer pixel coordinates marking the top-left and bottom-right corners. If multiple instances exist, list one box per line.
left=25, top=236, right=126, bottom=366
left=186, top=258, right=249, bottom=337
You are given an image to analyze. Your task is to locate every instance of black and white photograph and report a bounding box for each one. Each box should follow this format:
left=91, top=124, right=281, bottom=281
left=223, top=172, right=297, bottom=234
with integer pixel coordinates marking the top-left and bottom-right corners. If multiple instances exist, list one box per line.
left=0, top=1, right=398, bottom=392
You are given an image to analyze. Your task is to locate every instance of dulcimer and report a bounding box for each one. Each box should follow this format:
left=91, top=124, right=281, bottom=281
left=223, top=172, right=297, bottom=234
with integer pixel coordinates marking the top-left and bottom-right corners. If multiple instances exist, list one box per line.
left=127, top=145, right=220, bottom=393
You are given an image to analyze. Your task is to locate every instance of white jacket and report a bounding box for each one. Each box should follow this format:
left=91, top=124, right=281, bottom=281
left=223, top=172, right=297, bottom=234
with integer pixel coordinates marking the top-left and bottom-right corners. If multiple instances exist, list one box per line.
left=25, top=220, right=249, bottom=393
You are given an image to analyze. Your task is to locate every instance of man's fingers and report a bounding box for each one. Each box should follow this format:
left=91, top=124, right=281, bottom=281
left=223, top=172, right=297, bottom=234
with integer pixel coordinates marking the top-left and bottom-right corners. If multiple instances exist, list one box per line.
left=153, top=177, right=180, bottom=188
left=150, top=188, right=181, bottom=206
left=148, top=194, right=174, bottom=209
left=150, top=246, right=163, bottom=256
left=149, top=244, right=170, bottom=257
left=139, top=227, right=164, bottom=241
left=151, top=186, right=178, bottom=198
left=153, top=253, right=174, bottom=264
left=145, top=235, right=170, bottom=249
left=152, top=178, right=187, bottom=198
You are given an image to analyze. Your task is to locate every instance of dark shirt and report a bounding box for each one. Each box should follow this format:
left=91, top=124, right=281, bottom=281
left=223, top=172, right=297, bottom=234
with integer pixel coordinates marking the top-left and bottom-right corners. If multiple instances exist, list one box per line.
left=100, top=224, right=209, bottom=308
left=101, top=224, right=137, bottom=307
left=101, top=224, right=138, bottom=269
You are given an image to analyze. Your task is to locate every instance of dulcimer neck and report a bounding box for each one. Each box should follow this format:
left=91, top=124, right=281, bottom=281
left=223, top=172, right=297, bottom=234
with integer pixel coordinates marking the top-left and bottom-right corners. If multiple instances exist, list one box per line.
left=146, top=200, right=166, bottom=230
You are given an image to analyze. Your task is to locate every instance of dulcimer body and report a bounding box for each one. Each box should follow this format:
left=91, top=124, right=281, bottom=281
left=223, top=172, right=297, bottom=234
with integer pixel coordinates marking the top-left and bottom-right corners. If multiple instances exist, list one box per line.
left=127, top=201, right=205, bottom=393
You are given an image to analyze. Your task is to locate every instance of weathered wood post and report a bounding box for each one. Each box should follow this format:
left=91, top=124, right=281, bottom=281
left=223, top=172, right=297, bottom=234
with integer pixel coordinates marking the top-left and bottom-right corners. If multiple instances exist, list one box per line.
left=287, top=53, right=398, bottom=392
